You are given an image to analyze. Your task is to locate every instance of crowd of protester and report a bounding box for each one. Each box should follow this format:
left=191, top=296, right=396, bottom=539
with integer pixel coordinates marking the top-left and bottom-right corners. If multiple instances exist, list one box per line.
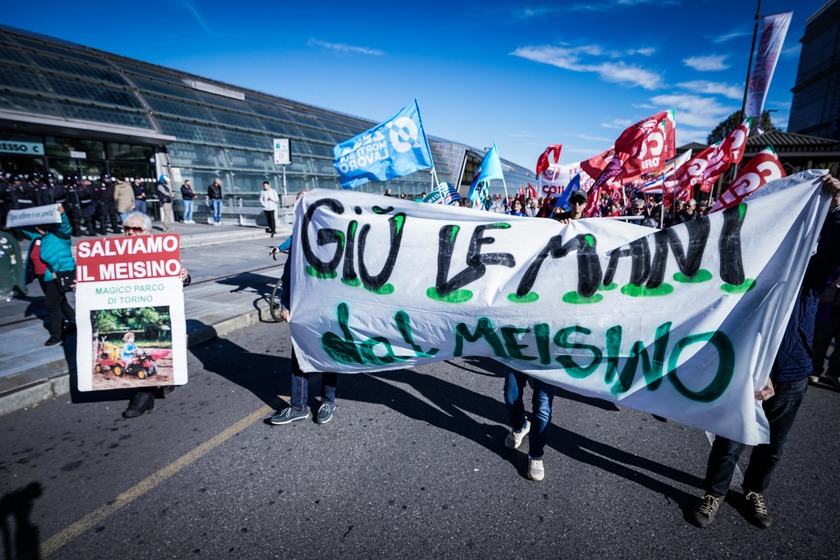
left=2, top=167, right=839, bottom=532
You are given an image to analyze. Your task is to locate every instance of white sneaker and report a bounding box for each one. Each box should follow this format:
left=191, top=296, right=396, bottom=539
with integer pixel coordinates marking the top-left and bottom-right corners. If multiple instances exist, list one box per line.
left=528, top=458, right=545, bottom=481
left=504, top=419, right=530, bottom=449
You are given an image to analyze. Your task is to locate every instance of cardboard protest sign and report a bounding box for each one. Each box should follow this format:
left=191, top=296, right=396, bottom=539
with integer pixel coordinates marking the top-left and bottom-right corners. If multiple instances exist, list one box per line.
left=5, top=204, right=62, bottom=229
left=74, top=233, right=187, bottom=391
left=289, top=170, right=830, bottom=445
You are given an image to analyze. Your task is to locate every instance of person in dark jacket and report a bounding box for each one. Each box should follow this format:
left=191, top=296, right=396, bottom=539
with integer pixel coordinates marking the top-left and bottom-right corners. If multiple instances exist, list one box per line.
left=131, top=178, right=148, bottom=215
left=691, top=174, right=840, bottom=529
left=207, top=178, right=222, bottom=226
left=180, top=179, right=195, bottom=224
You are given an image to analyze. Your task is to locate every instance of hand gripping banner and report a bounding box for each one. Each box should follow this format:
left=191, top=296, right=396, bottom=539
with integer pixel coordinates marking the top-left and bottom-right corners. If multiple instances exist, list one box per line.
left=289, top=170, right=830, bottom=445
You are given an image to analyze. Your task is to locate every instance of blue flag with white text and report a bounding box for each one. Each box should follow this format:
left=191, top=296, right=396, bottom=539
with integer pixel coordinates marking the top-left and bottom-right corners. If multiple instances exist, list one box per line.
left=333, top=100, right=433, bottom=189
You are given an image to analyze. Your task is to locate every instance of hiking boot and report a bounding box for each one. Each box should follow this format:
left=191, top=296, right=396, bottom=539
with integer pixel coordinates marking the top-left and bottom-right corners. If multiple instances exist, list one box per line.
left=269, top=407, right=310, bottom=425
left=528, top=458, right=545, bottom=481
left=123, top=392, right=154, bottom=419
left=744, top=490, right=773, bottom=528
left=690, top=494, right=723, bottom=527
left=505, top=419, right=530, bottom=449
left=316, top=403, right=336, bottom=424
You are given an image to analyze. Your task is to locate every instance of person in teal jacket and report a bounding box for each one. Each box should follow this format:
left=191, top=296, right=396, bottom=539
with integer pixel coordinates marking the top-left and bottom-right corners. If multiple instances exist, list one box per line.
left=22, top=205, right=76, bottom=345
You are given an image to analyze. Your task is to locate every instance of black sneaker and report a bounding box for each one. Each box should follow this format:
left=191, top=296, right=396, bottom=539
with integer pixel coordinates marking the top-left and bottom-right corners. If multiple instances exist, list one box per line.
left=122, top=392, right=155, bottom=419
left=269, top=407, right=310, bottom=425
left=45, top=337, right=62, bottom=346
left=744, top=490, right=773, bottom=528
left=690, top=494, right=723, bottom=527
left=316, top=403, right=336, bottom=424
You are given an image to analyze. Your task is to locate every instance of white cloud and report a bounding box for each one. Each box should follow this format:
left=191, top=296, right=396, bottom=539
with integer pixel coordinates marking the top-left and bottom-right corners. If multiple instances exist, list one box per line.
left=512, top=0, right=679, bottom=16
left=307, top=39, right=384, bottom=56
left=601, top=118, right=634, bottom=129
left=676, top=128, right=710, bottom=146
left=181, top=1, right=222, bottom=36
left=577, top=133, right=614, bottom=143
left=683, top=55, right=729, bottom=71
left=781, top=45, right=801, bottom=59
left=649, top=93, right=733, bottom=128
left=511, top=44, right=662, bottom=89
left=677, top=80, right=742, bottom=100
left=710, top=30, right=751, bottom=44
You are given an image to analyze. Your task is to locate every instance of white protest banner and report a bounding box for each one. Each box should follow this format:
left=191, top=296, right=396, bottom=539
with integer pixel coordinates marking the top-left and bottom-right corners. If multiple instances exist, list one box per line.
left=5, top=204, right=61, bottom=228
left=74, top=234, right=188, bottom=391
left=289, top=170, right=830, bottom=445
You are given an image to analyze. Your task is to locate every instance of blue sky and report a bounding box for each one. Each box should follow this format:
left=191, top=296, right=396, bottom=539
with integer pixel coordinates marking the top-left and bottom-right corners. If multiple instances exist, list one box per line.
left=4, top=0, right=825, bottom=169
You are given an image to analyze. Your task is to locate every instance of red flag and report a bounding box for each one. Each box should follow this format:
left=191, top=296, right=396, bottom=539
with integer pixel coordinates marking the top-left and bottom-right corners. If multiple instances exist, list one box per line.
left=584, top=110, right=675, bottom=216
left=672, top=143, right=718, bottom=200
left=708, top=146, right=785, bottom=213
left=619, top=109, right=676, bottom=180
left=585, top=157, right=623, bottom=217
left=536, top=145, right=563, bottom=175
left=698, top=119, right=751, bottom=192
left=581, top=146, right=615, bottom=179
left=527, top=183, right=538, bottom=200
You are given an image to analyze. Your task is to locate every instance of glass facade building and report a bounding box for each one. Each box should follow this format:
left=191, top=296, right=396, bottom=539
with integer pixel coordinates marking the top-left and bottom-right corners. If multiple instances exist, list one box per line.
left=0, top=26, right=533, bottom=214
left=788, top=0, right=840, bottom=142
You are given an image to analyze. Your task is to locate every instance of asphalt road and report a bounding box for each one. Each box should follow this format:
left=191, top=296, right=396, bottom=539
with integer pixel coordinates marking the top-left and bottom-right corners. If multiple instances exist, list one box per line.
left=2, top=319, right=839, bottom=559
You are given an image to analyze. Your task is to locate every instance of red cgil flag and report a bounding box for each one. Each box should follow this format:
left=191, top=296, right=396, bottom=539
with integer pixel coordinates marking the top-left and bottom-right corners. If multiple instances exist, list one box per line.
left=536, top=144, right=563, bottom=176
left=708, top=146, right=786, bottom=213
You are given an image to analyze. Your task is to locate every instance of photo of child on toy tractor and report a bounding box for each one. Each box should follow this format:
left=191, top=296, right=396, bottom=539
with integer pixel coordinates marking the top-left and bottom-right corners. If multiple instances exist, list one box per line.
left=90, top=306, right=174, bottom=389
left=94, top=332, right=167, bottom=379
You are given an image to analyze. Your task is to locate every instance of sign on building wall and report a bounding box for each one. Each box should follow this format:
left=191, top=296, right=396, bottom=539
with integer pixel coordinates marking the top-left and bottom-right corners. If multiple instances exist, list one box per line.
left=273, top=138, right=291, bottom=165
left=0, top=141, right=44, bottom=155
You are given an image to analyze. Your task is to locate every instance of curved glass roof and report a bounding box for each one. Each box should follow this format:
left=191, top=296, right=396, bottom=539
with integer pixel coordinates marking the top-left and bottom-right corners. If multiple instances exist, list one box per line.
left=0, top=25, right=534, bottom=197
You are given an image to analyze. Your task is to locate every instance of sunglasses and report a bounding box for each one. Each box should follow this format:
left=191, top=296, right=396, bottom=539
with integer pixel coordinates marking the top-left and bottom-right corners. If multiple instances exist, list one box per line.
left=123, top=226, right=145, bottom=233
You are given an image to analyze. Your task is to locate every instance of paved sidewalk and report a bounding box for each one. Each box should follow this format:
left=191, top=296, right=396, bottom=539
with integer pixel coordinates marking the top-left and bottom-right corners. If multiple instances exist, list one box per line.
left=0, top=220, right=291, bottom=416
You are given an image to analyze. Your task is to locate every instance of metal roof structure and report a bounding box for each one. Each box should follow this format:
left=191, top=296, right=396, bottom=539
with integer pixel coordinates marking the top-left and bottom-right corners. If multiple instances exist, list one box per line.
left=0, top=25, right=533, bottom=198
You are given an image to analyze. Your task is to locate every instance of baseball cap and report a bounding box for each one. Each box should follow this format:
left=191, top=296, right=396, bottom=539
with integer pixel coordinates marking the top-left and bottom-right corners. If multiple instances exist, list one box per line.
left=569, top=191, right=587, bottom=204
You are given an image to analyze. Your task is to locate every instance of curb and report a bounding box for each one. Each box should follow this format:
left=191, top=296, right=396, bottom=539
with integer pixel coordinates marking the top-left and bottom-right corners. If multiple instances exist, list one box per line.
left=0, top=299, right=276, bottom=417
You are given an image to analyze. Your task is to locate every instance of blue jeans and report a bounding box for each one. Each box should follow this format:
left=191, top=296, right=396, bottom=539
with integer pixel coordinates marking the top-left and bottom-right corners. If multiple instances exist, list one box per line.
left=211, top=199, right=222, bottom=223
left=290, top=349, right=337, bottom=412
left=134, top=199, right=147, bottom=215
left=703, top=377, right=808, bottom=496
left=183, top=199, right=193, bottom=222
left=504, top=370, right=555, bottom=459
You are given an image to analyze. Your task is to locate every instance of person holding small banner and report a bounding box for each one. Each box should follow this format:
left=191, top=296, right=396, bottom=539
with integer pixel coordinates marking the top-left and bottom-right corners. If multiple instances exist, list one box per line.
left=21, top=205, right=76, bottom=346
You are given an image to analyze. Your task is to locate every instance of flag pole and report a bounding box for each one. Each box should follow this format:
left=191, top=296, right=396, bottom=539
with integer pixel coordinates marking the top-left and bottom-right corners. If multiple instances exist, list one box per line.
left=740, top=0, right=763, bottom=126
left=730, top=0, right=762, bottom=184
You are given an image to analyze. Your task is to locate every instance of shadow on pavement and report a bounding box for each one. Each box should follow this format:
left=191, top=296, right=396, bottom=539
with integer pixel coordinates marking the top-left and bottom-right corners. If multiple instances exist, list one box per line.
left=549, top=425, right=702, bottom=509
left=0, top=481, right=43, bottom=560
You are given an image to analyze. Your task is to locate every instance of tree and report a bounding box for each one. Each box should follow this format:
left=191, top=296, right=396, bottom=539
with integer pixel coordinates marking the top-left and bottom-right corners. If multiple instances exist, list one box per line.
left=707, top=110, right=778, bottom=144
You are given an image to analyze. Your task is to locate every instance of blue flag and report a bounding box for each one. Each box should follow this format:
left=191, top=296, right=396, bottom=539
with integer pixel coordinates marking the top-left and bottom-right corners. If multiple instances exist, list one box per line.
left=553, top=173, right=581, bottom=211
left=333, top=100, right=433, bottom=189
left=468, top=144, right=504, bottom=210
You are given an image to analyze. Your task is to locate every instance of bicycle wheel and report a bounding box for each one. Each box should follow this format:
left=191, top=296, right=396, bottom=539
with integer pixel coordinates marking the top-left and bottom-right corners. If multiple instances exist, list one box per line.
left=269, top=277, right=284, bottom=322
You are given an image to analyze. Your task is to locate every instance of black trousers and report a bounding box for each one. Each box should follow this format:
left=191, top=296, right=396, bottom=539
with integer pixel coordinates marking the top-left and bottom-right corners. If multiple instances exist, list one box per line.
left=38, top=276, right=74, bottom=338
left=264, top=210, right=276, bottom=234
